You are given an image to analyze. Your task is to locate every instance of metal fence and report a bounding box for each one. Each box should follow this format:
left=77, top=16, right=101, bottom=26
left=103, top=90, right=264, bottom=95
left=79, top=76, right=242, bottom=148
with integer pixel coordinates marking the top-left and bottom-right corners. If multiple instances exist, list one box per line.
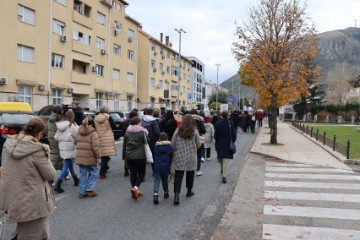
left=292, top=121, right=350, bottom=159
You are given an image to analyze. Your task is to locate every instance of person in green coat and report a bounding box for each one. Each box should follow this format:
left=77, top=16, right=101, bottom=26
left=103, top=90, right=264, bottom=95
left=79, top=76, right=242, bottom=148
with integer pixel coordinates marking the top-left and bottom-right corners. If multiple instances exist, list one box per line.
left=47, top=105, right=64, bottom=170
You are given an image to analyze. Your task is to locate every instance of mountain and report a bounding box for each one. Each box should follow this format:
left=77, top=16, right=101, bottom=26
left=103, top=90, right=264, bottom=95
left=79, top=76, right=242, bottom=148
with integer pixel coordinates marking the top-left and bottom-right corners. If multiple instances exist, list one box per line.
left=220, top=74, right=256, bottom=103
left=316, top=27, right=360, bottom=84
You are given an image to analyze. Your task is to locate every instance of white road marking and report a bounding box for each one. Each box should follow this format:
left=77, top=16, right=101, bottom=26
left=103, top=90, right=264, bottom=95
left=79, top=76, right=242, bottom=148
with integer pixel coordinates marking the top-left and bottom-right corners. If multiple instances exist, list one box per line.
left=265, top=173, right=360, bottom=181
left=266, top=167, right=354, bottom=174
left=264, top=205, right=360, bottom=221
left=266, top=163, right=314, bottom=167
left=264, top=190, right=360, bottom=203
left=263, top=224, right=360, bottom=240
left=265, top=181, right=360, bottom=190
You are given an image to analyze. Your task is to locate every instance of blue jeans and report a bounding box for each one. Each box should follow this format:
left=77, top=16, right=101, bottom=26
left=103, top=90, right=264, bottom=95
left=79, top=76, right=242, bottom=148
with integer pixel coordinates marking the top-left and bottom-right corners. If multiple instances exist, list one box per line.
left=79, top=164, right=98, bottom=194
left=58, top=159, right=76, bottom=181
left=153, top=173, right=169, bottom=194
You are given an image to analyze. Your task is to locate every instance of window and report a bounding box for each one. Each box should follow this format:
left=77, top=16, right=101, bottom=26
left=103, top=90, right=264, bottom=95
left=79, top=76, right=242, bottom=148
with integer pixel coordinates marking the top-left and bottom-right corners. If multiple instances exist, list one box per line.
left=52, top=19, right=65, bottom=35
left=159, top=80, right=163, bottom=89
left=114, top=21, right=122, bottom=35
left=150, top=78, right=155, bottom=87
left=73, top=30, right=91, bottom=45
left=95, top=64, right=104, bottom=77
left=96, top=37, right=105, bottom=49
left=17, top=44, right=34, bottom=63
left=113, top=69, right=120, bottom=80
left=128, top=50, right=134, bottom=60
left=165, top=81, right=169, bottom=90
left=172, top=66, right=179, bottom=76
left=18, top=85, right=32, bottom=105
left=128, top=29, right=134, bottom=38
left=73, top=0, right=91, bottom=17
left=114, top=44, right=121, bottom=55
left=127, top=73, right=133, bottom=83
left=97, top=12, right=106, bottom=25
left=171, top=84, right=178, bottom=91
left=51, top=53, right=64, bottom=69
left=96, top=93, right=103, bottom=111
left=52, top=89, right=62, bottom=105
left=18, top=5, right=35, bottom=25
left=160, top=48, right=164, bottom=55
left=127, top=96, right=132, bottom=111
left=151, top=60, right=155, bottom=68
left=166, top=66, right=170, bottom=74
left=160, top=63, right=164, bottom=71
left=167, top=51, right=170, bottom=59
left=151, top=44, right=156, bottom=51
left=55, top=0, right=66, bottom=6
left=112, top=0, right=122, bottom=11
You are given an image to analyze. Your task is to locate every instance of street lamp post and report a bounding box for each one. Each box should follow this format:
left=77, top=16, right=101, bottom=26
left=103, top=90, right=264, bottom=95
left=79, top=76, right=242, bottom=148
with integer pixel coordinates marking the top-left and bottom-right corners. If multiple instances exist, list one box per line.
left=175, top=28, right=186, bottom=109
left=215, top=63, right=221, bottom=111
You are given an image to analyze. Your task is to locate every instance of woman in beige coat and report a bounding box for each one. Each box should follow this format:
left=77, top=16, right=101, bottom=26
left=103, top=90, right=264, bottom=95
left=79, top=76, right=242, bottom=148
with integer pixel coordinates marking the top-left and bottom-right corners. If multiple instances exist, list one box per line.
left=0, top=118, right=57, bottom=240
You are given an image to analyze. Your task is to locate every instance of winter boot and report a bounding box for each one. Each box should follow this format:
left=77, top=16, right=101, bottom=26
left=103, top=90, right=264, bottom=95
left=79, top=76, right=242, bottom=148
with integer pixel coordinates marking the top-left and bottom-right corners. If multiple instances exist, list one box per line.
left=73, top=175, right=79, bottom=186
left=54, top=180, right=65, bottom=193
left=153, top=194, right=159, bottom=205
left=174, top=192, right=180, bottom=205
left=186, top=190, right=194, bottom=198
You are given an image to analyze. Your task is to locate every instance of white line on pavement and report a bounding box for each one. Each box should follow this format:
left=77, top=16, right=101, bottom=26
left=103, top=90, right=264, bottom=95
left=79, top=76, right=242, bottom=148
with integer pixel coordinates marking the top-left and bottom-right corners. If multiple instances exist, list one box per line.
left=264, top=190, right=360, bottom=203
left=265, top=181, right=360, bottom=190
left=266, top=163, right=314, bottom=167
left=265, top=167, right=354, bottom=174
left=265, top=173, right=360, bottom=181
left=262, top=224, right=360, bottom=240
left=264, top=205, right=360, bottom=221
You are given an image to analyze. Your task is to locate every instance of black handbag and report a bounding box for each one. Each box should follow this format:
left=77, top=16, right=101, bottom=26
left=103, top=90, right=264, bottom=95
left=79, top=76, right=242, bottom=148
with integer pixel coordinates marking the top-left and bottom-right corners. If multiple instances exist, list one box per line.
left=229, top=121, right=236, bottom=154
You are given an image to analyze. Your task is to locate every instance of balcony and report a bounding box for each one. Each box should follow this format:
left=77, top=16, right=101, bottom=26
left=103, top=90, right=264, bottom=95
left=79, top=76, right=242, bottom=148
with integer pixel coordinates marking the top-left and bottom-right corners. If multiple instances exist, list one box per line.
left=72, top=40, right=92, bottom=56
left=71, top=70, right=91, bottom=85
left=72, top=9, right=93, bottom=29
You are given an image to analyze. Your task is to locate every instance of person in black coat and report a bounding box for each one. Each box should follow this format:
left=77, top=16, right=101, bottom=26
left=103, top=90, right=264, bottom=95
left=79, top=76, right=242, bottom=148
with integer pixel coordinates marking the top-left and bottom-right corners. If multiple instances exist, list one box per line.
left=121, top=110, right=138, bottom=176
left=71, top=102, right=83, bottom=126
left=159, top=110, right=178, bottom=141
left=214, top=111, right=237, bottom=184
left=230, top=109, right=240, bottom=131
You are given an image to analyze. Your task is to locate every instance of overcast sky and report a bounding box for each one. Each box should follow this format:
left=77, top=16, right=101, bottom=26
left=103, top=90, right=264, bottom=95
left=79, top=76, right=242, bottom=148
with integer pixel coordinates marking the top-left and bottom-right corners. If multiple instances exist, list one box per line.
left=126, top=0, right=360, bottom=84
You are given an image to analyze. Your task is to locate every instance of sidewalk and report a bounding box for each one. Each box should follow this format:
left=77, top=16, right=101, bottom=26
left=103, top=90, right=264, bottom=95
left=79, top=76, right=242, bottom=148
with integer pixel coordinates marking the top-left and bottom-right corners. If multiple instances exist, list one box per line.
left=251, top=119, right=353, bottom=170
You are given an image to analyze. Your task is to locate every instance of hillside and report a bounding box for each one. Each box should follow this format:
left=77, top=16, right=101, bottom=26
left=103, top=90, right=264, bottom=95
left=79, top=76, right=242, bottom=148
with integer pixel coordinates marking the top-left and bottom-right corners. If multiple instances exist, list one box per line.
left=316, top=27, right=360, bottom=85
left=220, top=74, right=256, bottom=103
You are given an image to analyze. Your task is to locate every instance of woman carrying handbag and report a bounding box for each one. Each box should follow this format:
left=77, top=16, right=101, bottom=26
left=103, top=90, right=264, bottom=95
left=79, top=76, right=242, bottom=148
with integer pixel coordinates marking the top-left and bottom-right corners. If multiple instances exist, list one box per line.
left=214, top=111, right=237, bottom=184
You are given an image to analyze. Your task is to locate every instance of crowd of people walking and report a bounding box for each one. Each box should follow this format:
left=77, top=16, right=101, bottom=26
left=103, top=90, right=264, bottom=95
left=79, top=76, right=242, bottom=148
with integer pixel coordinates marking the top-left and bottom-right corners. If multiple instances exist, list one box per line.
left=0, top=103, right=265, bottom=239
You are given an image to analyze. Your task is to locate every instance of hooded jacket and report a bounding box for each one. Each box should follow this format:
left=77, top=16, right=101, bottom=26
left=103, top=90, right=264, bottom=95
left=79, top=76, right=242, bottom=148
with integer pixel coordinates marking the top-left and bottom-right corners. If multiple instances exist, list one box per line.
left=141, top=115, right=160, bottom=146
left=94, top=113, right=116, bottom=157
left=75, top=126, right=101, bottom=166
left=0, top=134, right=56, bottom=223
left=153, top=140, right=172, bottom=174
left=123, top=124, right=149, bottom=160
left=54, top=121, right=78, bottom=159
left=47, top=112, right=62, bottom=170
left=192, top=114, right=206, bottom=136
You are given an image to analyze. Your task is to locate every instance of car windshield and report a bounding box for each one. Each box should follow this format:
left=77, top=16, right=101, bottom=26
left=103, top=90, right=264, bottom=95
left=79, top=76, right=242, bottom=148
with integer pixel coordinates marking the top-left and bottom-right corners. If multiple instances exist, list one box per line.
left=110, top=113, right=121, bottom=121
left=0, top=113, right=36, bottom=124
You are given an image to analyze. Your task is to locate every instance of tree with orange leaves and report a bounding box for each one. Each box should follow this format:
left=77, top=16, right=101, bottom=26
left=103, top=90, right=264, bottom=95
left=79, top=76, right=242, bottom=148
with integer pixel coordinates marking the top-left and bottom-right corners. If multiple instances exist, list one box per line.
left=233, top=0, right=319, bottom=144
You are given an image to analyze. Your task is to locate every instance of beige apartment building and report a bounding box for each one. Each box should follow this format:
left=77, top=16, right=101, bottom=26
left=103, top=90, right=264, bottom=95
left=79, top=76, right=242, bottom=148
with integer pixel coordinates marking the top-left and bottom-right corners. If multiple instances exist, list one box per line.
left=0, top=0, right=140, bottom=111
left=137, top=30, right=192, bottom=110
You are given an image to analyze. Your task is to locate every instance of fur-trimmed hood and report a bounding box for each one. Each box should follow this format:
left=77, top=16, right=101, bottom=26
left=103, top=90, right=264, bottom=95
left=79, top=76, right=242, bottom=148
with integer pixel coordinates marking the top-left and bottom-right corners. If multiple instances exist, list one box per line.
left=192, top=114, right=204, bottom=122
left=155, top=140, right=171, bottom=146
left=126, top=124, right=148, bottom=134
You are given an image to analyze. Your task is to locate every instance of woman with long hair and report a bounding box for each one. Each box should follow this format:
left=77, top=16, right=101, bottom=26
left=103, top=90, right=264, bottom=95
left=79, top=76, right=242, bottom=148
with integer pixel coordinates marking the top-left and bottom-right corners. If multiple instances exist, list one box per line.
left=54, top=110, right=79, bottom=193
left=214, top=111, right=237, bottom=184
left=0, top=118, right=56, bottom=239
left=171, top=114, right=201, bottom=205
left=123, top=116, right=149, bottom=200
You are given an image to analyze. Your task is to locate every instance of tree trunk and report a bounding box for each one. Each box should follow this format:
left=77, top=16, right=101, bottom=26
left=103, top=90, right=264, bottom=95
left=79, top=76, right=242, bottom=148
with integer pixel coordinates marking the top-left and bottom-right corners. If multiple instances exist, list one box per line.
left=269, top=99, right=278, bottom=144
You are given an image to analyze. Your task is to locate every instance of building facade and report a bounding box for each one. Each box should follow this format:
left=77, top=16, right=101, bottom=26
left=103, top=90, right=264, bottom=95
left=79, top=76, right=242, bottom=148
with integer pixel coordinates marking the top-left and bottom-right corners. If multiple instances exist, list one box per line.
left=137, top=31, right=192, bottom=110
left=204, top=80, right=228, bottom=109
left=187, top=57, right=205, bottom=110
left=0, top=0, right=140, bottom=111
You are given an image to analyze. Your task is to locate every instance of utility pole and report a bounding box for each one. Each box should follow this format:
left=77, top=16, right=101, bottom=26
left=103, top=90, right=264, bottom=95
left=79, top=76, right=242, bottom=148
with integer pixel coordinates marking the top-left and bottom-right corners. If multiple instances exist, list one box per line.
left=215, top=63, right=221, bottom=111
left=355, top=19, right=358, bottom=28
left=175, top=28, right=186, bottom=109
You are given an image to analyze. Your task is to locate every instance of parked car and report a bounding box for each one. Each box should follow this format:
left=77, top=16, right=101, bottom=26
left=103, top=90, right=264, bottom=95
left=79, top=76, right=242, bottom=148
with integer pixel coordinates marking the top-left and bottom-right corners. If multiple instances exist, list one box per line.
left=109, top=111, right=125, bottom=140
left=0, top=103, right=36, bottom=165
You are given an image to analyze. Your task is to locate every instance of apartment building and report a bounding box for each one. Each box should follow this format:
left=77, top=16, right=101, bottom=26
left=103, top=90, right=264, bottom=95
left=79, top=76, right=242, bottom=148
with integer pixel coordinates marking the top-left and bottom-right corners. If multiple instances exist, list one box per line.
left=0, top=0, right=140, bottom=111
left=187, top=57, right=205, bottom=110
left=137, top=30, right=192, bottom=110
left=204, top=80, right=228, bottom=109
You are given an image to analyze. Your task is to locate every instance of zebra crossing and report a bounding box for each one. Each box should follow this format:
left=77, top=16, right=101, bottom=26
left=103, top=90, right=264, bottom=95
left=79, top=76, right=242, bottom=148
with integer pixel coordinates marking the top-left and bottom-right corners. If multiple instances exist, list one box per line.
left=262, top=162, right=360, bottom=240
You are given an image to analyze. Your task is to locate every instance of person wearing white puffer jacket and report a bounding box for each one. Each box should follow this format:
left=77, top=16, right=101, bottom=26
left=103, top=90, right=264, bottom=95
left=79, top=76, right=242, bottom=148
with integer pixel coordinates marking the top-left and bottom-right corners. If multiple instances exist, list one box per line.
left=54, top=110, right=79, bottom=193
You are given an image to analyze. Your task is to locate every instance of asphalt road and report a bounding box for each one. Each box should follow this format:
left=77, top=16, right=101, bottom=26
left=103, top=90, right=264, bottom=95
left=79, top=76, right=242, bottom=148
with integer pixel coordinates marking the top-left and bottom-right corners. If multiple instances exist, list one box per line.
left=3, top=130, right=257, bottom=240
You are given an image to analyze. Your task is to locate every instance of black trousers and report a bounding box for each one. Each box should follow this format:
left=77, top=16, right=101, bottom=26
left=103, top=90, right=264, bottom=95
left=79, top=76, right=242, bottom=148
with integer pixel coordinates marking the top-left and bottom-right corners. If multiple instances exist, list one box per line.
left=204, top=148, right=211, bottom=158
left=174, top=170, right=195, bottom=193
left=127, top=159, right=146, bottom=188
left=99, top=156, right=110, bottom=177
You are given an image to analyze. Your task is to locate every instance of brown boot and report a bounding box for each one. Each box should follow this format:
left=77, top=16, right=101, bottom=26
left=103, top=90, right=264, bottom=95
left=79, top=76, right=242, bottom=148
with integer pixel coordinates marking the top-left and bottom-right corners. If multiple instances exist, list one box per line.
left=137, top=190, right=144, bottom=198
left=131, top=187, right=138, bottom=200
left=87, top=190, right=98, bottom=197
